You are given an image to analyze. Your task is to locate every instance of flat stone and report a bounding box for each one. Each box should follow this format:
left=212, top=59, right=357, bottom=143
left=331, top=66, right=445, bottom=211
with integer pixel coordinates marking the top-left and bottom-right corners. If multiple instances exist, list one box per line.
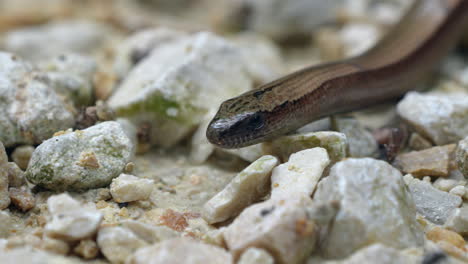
left=238, top=248, right=274, bottom=264
left=110, top=174, right=154, bottom=203
left=203, top=155, right=279, bottom=224
left=271, top=148, right=329, bottom=200
left=97, top=226, right=148, bottom=264
left=26, top=121, right=134, bottom=191
left=456, top=137, right=468, bottom=178
left=394, top=145, right=456, bottom=178
left=397, top=92, right=468, bottom=145
left=408, top=133, right=433, bottom=151
left=404, top=175, right=462, bottom=225
left=426, top=227, right=466, bottom=251
left=332, top=117, right=378, bottom=157
left=9, top=187, right=35, bottom=212
left=223, top=197, right=339, bottom=264
left=45, top=193, right=102, bottom=241
left=264, top=131, right=347, bottom=163
left=128, top=237, right=232, bottom=264
left=314, top=158, right=424, bottom=258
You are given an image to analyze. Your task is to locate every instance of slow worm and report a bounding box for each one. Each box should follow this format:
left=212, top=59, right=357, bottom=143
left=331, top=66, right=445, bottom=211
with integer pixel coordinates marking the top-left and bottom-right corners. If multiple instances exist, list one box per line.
left=207, top=0, right=468, bottom=148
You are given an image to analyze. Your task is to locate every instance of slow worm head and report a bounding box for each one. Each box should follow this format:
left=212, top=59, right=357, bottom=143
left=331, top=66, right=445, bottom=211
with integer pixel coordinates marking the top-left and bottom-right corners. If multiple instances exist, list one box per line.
left=207, top=0, right=468, bottom=149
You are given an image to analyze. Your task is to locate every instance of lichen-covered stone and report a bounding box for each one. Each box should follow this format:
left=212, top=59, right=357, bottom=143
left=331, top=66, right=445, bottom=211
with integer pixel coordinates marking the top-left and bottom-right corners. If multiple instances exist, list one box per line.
left=0, top=52, right=75, bottom=147
left=26, top=121, right=134, bottom=191
left=45, top=193, right=102, bottom=241
left=3, top=20, right=112, bottom=62
left=224, top=197, right=339, bottom=264
left=110, top=174, right=154, bottom=203
left=404, top=175, right=462, bottom=225
left=264, top=131, right=347, bottom=162
left=314, top=158, right=424, bottom=258
left=332, top=117, right=378, bottom=157
left=203, top=155, right=279, bottom=224
left=397, top=92, right=468, bottom=145
left=128, top=238, right=232, bottom=264
left=394, top=145, right=456, bottom=178
left=11, top=145, right=34, bottom=170
left=271, top=148, right=329, bottom=200
left=456, top=137, right=468, bottom=178
left=109, top=32, right=252, bottom=147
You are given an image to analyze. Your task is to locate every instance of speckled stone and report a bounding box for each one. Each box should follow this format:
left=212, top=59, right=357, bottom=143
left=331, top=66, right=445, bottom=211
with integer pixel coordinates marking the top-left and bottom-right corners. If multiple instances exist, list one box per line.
left=26, top=121, right=134, bottom=191
left=404, top=175, right=462, bottom=225
left=314, top=158, right=424, bottom=258
left=456, top=137, right=468, bottom=178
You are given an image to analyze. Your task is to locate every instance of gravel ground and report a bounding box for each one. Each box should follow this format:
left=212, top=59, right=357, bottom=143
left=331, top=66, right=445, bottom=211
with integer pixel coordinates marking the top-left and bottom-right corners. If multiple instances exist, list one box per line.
left=0, top=0, right=468, bottom=263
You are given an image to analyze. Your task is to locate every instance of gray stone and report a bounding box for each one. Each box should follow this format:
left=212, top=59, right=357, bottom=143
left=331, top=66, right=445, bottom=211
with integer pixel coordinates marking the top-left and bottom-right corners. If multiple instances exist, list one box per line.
left=238, top=248, right=274, bottom=264
left=404, top=175, right=462, bottom=225
left=397, top=92, right=468, bottom=145
left=314, top=158, right=424, bottom=258
left=456, top=136, right=468, bottom=178
left=0, top=52, right=75, bottom=147
left=3, top=20, right=112, bottom=62
left=332, top=117, right=378, bottom=157
left=0, top=142, right=10, bottom=209
left=26, top=121, right=134, bottom=191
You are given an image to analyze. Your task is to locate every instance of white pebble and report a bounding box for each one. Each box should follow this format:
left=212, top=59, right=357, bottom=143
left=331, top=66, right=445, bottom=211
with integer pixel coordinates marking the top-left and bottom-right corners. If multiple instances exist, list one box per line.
left=110, top=174, right=154, bottom=203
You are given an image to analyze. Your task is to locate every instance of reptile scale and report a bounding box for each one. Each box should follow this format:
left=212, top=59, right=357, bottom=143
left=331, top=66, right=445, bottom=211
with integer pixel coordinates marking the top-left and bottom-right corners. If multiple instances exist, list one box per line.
left=206, top=0, right=468, bottom=148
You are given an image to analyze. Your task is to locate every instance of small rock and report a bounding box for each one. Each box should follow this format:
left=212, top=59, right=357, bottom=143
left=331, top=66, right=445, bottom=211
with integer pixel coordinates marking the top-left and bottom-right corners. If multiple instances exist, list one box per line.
left=110, top=174, right=154, bottom=203
left=9, top=187, right=35, bottom=212
left=0, top=211, right=14, bottom=238
left=316, top=244, right=421, bottom=264
left=397, top=92, right=468, bottom=145
left=456, top=136, right=468, bottom=178
left=26, top=121, right=134, bottom=191
left=0, top=164, right=10, bottom=210
left=0, top=247, right=74, bottom=264
left=97, top=221, right=177, bottom=264
left=314, top=158, right=423, bottom=258
left=73, top=239, right=99, bottom=259
left=264, top=131, right=347, bottom=163
left=40, top=236, right=70, bottom=255
left=405, top=175, right=462, bottom=224
left=238, top=247, right=274, bottom=264
left=45, top=193, right=102, bottom=241
left=3, top=20, right=112, bottom=62
left=433, top=178, right=460, bottom=192
left=332, top=117, right=378, bottom=157
left=445, top=206, right=468, bottom=235
left=5, top=162, right=25, bottom=187
left=11, top=145, right=34, bottom=170
left=449, top=186, right=465, bottom=197
left=98, top=226, right=148, bottom=264
left=408, top=133, right=433, bottom=151
left=426, top=227, right=466, bottom=251
left=223, top=197, right=339, bottom=264
left=393, top=145, right=456, bottom=178
left=128, top=237, right=232, bottom=264
left=221, top=144, right=264, bottom=163
left=203, top=155, right=279, bottom=224
left=271, top=148, right=329, bottom=200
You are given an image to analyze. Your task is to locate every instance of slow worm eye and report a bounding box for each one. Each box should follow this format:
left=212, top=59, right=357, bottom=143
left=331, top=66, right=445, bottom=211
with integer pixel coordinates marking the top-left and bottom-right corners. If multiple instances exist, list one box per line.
left=247, top=114, right=265, bottom=130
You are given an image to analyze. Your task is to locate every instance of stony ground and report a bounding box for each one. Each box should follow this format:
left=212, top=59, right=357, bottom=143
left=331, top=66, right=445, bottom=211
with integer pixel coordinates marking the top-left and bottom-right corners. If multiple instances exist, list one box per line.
left=0, top=0, right=468, bottom=263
